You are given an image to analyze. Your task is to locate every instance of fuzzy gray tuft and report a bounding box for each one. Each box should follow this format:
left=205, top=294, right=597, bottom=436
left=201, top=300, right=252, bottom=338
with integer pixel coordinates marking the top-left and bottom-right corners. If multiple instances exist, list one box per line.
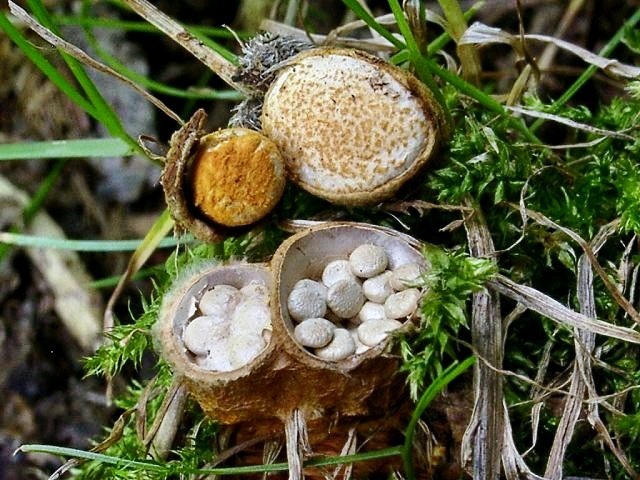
left=233, top=32, right=313, bottom=96
left=228, top=98, right=264, bottom=130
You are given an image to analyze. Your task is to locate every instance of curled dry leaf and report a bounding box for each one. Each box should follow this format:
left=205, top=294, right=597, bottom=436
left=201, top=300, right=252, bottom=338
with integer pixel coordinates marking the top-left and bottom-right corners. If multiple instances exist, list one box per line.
left=460, top=21, right=640, bottom=79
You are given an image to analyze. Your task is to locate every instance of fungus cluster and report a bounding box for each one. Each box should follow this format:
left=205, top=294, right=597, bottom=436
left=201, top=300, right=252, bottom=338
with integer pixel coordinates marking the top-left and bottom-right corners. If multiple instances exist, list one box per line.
left=156, top=224, right=427, bottom=477
left=287, top=243, right=424, bottom=360
left=162, top=46, right=446, bottom=243
left=181, top=280, right=271, bottom=371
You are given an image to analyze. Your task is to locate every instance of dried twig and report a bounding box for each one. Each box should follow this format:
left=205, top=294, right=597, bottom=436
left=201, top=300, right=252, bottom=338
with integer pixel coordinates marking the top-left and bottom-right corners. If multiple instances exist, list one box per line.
left=122, top=0, right=249, bottom=95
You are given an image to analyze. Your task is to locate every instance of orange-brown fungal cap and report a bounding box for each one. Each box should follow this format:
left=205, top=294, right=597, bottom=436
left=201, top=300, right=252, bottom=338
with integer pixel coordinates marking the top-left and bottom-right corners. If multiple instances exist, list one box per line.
left=162, top=109, right=286, bottom=242
left=190, top=128, right=286, bottom=228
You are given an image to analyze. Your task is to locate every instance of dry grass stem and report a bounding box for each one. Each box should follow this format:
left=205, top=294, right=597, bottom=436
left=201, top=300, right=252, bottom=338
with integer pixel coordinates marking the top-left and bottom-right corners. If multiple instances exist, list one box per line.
left=261, top=19, right=399, bottom=52
left=0, top=174, right=103, bottom=351
left=284, top=409, right=311, bottom=480
left=461, top=197, right=503, bottom=480
left=520, top=208, right=640, bottom=324
left=489, top=275, right=640, bottom=344
left=148, top=382, right=189, bottom=460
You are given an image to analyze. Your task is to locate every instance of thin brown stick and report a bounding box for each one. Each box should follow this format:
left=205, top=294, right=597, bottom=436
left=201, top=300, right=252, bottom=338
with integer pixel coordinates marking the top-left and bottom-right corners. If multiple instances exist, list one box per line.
left=122, top=0, right=249, bottom=95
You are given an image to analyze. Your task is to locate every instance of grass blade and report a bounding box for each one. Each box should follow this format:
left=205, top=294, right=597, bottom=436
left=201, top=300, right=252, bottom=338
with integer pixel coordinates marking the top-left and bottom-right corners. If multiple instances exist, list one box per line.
left=0, top=232, right=181, bottom=252
left=387, top=0, right=449, bottom=120
left=76, top=1, right=241, bottom=102
left=52, top=15, right=246, bottom=38
left=0, top=11, right=98, bottom=119
left=17, top=443, right=402, bottom=475
left=0, top=138, right=135, bottom=160
left=531, top=7, right=640, bottom=131
left=402, top=356, right=475, bottom=480
left=104, top=209, right=175, bottom=333
left=341, top=0, right=405, bottom=50
left=23, top=0, right=139, bottom=150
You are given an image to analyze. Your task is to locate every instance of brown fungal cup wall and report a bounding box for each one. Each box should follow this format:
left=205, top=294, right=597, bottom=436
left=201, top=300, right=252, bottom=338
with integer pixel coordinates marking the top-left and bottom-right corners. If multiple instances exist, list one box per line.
left=156, top=223, right=425, bottom=444
left=161, top=110, right=286, bottom=242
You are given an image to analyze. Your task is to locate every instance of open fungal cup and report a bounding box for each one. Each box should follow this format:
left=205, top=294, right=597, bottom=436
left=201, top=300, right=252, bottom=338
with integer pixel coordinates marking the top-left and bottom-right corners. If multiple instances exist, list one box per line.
left=271, top=223, right=426, bottom=367
left=155, top=223, right=426, bottom=477
left=162, top=111, right=286, bottom=242
left=261, top=47, right=446, bottom=205
left=157, top=262, right=273, bottom=379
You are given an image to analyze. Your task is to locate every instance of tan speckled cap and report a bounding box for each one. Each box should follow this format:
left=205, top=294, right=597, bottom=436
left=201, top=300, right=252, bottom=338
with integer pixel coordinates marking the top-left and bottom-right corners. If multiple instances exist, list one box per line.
left=261, top=47, right=446, bottom=205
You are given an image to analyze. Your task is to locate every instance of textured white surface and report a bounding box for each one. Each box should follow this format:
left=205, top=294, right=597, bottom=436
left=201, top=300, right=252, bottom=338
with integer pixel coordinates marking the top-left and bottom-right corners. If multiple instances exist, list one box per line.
left=294, top=318, right=336, bottom=348
left=384, top=288, right=421, bottom=319
left=349, top=244, right=389, bottom=278
left=182, top=315, right=229, bottom=356
left=357, top=319, right=403, bottom=347
left=314, top=328, right=356, bottom=361
left=287, top=279, right=328, bottom=321
left=357, top=301, right=388, bottom=324
left=262, top=50, right=433, bottom=201
left=389, top=263, right=423, bottom=291
left=321, top=259, right=356, bottom=287
left=199, top=284, right=240, bottom=317
left=326, top=278, right=365, bottom=319
left=362, top=271, right=393, bottom=303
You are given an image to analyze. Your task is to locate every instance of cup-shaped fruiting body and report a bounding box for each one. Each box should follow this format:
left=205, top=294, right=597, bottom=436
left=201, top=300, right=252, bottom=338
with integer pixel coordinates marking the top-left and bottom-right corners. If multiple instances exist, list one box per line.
left=155, top=261, right=279, bottom=424
left=261, top=47, right=446, bottom=205
left=155, top=223, right=429, bottom=475
left=272, top=222, right=426, bottom=369
left=162, top=110, right=286, bottom=242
